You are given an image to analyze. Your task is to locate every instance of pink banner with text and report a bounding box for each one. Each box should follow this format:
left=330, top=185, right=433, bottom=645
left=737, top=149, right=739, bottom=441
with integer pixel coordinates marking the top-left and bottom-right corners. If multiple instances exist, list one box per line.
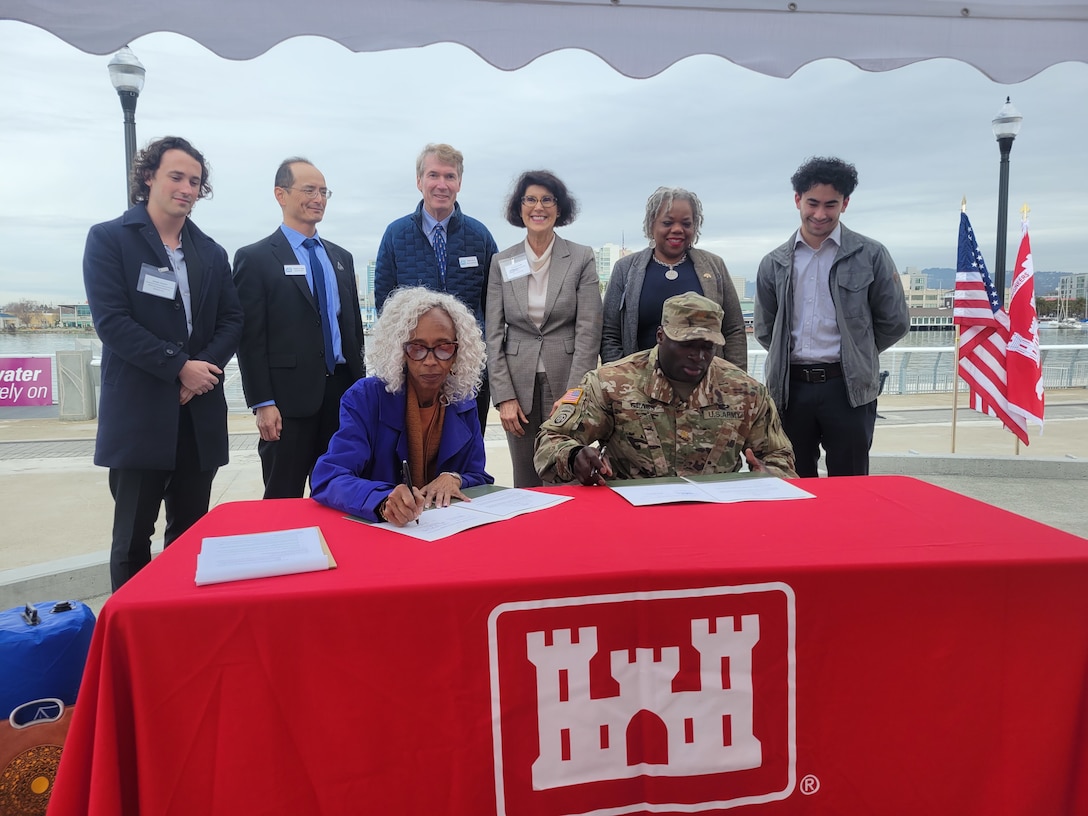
left=0, top=356, right=53, bottom=406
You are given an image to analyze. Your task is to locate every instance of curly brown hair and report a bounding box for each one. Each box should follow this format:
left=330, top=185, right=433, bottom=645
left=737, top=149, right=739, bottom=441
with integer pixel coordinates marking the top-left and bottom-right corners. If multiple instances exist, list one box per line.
left=130, top=136, right=213, bottom=204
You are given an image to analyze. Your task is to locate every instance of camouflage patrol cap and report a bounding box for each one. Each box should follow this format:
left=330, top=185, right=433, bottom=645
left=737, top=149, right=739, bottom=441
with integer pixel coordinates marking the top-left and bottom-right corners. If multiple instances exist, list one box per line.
left=660, top=292, right=725, bottom=345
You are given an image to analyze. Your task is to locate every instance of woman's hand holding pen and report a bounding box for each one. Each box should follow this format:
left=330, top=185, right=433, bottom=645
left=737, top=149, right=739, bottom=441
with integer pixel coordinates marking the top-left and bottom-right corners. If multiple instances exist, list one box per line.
left=381, top=484, right=425, bottom=526
left=573, top=444, right=612, bottom=486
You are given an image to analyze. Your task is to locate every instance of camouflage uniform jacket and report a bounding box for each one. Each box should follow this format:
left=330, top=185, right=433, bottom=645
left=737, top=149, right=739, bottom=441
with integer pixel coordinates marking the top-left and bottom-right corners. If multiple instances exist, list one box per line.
left=535, top=348, right=796, bottom=482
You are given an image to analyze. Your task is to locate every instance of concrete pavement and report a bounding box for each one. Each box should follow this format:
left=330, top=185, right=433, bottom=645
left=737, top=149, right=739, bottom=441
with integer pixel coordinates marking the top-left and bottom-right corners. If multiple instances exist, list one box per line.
left=2, top=391, right=1087, bottom=610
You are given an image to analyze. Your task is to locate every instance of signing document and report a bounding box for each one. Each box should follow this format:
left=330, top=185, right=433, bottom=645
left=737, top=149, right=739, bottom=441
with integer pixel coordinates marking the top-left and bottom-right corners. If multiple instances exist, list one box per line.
left=195, top=526, right=336, bottom=586
left=356, top=488, right=572, bottom=542
left=610, top=474, right=815, bottom=507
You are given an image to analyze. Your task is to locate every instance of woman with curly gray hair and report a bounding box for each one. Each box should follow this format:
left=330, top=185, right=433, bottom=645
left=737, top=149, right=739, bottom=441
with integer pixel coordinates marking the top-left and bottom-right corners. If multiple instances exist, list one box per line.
left=601, top=187, right=747, bottom=370
left=311, top=287, right=492, bottom=526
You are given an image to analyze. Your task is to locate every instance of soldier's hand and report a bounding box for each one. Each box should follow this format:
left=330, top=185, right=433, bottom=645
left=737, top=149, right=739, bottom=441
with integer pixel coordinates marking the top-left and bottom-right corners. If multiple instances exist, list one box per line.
left=744, top=448, right=767, bottom=473
left=573, top=446, right=612, bottom=486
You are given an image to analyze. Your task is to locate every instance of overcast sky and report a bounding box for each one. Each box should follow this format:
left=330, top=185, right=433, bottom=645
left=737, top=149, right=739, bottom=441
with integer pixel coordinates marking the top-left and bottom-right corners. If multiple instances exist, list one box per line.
left=1, top=21, right=1086, bottom=304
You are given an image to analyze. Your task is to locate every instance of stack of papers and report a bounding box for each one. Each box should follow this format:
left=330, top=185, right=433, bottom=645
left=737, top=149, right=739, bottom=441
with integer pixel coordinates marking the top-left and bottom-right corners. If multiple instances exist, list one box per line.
left=357, top=488, right=572, bottom=542
left=609, top=475, right=815, bottom=507
left=195, top=526, right=336, bottom=586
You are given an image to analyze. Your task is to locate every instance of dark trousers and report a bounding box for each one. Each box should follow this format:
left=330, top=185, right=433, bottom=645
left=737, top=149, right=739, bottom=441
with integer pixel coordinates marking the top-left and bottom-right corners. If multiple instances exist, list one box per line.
left=108, top=406, right=216, bottom=591
left=475, top=374, right=491, bottom=433
left=782, top=377, right=877, bottom=478
left=259, top=366, right=354, bottom=499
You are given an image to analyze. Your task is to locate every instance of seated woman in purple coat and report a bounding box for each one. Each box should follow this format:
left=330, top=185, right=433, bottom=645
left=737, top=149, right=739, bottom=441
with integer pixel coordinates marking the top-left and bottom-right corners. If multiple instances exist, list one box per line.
left=311, top=287, right=492, bottom=526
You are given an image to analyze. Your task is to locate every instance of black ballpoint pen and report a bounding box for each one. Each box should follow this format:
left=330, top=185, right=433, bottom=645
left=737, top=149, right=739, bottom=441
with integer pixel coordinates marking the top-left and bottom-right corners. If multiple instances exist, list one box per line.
left=401, top=459, right=419, bottom=524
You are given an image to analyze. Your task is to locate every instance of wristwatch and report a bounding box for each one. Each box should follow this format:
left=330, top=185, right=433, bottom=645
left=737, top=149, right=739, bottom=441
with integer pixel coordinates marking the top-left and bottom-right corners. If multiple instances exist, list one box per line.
left=440, top=471, right=462, bottom=486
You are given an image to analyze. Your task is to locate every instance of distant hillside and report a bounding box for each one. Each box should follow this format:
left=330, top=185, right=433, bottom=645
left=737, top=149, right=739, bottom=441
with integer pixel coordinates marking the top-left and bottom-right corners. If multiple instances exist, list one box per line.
left=921, top=267, right=1067, bottom=295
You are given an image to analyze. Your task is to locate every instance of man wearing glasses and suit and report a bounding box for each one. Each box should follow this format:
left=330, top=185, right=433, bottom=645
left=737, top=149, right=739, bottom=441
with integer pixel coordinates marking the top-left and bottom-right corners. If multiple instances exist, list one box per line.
left=234, top=157, right=365, bottom=498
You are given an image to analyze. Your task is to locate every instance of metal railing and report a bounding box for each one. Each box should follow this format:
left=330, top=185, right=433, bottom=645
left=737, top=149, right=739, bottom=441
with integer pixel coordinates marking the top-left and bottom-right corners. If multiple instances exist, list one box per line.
left=72, top=342, right=1088, bottom=413
left=746, top=345, right=1088, bottom=396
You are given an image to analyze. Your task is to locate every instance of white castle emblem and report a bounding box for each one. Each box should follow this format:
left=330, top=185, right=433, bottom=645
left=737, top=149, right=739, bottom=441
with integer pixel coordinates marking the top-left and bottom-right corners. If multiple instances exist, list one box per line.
left=526, top=615, right=761, bottom=790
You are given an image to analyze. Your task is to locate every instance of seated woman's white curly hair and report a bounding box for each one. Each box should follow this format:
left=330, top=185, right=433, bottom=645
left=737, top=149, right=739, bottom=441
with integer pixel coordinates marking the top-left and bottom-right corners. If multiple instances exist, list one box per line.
left=367, top=287, right=486, bottom=404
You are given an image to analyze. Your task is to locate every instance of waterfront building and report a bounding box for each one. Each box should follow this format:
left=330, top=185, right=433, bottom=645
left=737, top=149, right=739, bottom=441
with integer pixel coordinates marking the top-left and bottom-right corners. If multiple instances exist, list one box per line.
left=58, top=304, right=93, bottom=328
left=594, top=243, right=626, bottom=291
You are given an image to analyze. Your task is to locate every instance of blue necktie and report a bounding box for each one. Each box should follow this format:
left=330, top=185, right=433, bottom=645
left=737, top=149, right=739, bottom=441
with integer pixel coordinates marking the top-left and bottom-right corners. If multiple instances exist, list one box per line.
left=303, top=237, right=336, bottom=374
left=432, top=224, right=447, bottom=287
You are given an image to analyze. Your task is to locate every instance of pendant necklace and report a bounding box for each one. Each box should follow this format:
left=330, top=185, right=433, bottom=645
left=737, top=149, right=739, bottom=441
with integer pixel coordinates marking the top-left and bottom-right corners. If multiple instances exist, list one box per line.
left=652, top=252, right=686, bottom=281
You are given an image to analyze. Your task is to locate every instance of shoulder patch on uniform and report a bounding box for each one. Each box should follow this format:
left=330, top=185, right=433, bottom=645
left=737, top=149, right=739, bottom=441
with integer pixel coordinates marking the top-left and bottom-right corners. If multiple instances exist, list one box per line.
left=558, top=387, right=584, bottom=405
left=552, top=405, right=576, bottom=425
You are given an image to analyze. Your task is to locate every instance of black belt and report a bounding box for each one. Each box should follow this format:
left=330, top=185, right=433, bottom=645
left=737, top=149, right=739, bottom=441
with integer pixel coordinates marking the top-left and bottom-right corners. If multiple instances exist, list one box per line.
left=790, top=362, right=842, bottom=383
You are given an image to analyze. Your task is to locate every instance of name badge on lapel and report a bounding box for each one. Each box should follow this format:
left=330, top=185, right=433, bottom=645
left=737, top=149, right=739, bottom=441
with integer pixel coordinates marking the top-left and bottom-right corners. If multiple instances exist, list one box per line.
left=459, top=256, right=479, bottom=268
left=499, top=254, right=532, bottom=282
left=137, top=263, right=177, bottom=299
left=283, top=264, right=307, bottom=276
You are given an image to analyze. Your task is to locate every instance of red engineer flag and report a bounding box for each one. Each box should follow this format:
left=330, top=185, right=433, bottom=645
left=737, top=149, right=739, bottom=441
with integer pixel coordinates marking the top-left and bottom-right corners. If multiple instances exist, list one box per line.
left=953, top=211, right=1028, bottom=442
left=1005, top=218, right=1045, bottom=438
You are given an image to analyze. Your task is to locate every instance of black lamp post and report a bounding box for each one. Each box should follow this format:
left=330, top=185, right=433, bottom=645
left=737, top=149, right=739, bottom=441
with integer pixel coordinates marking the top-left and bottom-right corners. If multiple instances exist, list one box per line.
left=107, top=46, right=146, bottom=207
left=991, top=96, right=1023, bottom=308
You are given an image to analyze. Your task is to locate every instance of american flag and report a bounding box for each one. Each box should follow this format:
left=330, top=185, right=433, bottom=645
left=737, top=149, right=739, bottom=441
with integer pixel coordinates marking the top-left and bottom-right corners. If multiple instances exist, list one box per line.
left=953, top=211, right=1027, bottom=441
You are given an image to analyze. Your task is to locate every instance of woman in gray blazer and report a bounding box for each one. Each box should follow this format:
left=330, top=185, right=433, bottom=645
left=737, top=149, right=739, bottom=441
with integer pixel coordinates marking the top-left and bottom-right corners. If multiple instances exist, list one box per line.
left=601, top=187, right=747, bottom=369
left=486, top=171, right=603, bottom=486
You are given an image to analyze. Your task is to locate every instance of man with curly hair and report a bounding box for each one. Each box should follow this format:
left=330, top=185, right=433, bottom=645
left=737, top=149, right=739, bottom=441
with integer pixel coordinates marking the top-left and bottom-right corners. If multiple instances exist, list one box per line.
left=754, top=156, right=908, bottom=478
left=83, top=136, right=243, bottom=589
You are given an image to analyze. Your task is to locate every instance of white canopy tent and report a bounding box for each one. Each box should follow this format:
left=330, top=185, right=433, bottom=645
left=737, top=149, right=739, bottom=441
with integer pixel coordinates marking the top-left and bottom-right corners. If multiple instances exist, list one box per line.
left=3, top=0, right=1087, bottom=81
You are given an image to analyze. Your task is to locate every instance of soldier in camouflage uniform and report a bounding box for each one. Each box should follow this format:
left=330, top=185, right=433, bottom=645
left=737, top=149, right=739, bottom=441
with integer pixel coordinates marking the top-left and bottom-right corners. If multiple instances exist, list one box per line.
left=535, top=292, right=796, bottom=484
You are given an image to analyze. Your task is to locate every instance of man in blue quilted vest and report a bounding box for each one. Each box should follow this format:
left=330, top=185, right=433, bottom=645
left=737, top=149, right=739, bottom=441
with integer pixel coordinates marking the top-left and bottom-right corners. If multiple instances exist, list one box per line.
left=375, top=143, right=498, bottom=429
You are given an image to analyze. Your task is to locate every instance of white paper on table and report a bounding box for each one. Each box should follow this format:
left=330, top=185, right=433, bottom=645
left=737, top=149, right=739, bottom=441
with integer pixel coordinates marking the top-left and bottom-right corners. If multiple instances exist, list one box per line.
left=195, top=526, right=334, bottom=586
left=611, top=476, right=815, bottom=507
left=363, top=489, right=573, bottom=541
left=610, top=482, right=714, bottom=506
left=692, top=477, right=815, bottom=503
left=458, top=488, right=571, bottom=518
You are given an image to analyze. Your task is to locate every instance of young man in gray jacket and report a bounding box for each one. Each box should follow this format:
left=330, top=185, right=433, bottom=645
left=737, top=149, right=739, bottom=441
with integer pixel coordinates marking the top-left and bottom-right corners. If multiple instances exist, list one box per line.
left=754, top=156, right=908, bottom=477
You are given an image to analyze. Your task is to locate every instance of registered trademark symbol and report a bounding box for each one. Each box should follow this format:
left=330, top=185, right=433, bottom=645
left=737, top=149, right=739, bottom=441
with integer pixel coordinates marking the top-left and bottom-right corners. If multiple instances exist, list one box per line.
left=800, top=774, right=821, bottom=795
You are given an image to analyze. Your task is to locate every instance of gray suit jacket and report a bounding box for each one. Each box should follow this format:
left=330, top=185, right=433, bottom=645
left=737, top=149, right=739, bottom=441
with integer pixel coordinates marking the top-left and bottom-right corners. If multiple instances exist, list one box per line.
left=486, top=235, right=603, bottom=411
left=600, top=246, right=748, bottom=370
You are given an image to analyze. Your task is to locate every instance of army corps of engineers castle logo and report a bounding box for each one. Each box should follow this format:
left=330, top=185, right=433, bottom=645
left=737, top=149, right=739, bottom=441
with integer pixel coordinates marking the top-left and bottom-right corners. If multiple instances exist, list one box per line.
left=487, top=584, right=796, bottom=816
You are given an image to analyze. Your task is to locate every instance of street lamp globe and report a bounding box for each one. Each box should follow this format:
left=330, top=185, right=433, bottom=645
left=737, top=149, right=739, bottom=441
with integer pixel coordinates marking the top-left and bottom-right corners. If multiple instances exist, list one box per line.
left=107, top=46, right=146, bottom=94
left=107, top=46, right=145, bottom=206
left=991, top=97, right=1023, bottom=141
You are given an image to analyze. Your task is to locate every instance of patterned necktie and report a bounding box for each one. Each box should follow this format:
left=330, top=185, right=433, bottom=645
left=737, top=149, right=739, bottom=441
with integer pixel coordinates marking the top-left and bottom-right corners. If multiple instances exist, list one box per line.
left=302, top=237, right=336, bottom=374
left=432, top=224, right=447, bottom=287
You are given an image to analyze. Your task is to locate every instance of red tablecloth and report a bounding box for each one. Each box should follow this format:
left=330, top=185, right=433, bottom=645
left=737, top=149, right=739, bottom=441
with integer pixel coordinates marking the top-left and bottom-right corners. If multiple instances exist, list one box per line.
left=49, top=476, right=1088, bottom=816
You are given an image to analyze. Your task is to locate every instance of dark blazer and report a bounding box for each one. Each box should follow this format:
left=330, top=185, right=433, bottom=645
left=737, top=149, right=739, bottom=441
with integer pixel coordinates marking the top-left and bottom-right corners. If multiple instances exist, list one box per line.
left=233, top=229, right=365, bottom=418
left=82, top=204, right=243, bottom=471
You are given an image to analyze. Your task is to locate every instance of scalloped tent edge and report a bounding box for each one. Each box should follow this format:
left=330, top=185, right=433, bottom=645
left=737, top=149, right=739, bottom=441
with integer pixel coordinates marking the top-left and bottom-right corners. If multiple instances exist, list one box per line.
left=4, top=0, right=1088, bottom=82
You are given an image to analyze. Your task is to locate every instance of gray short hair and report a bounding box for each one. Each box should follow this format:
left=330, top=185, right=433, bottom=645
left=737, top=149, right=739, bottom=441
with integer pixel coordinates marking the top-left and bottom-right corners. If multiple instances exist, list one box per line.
left=415, top=143, right=464, bottom=179
left=367, top=287, right=486, bottom=403
left=642, top=186, right=704, bottom=245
